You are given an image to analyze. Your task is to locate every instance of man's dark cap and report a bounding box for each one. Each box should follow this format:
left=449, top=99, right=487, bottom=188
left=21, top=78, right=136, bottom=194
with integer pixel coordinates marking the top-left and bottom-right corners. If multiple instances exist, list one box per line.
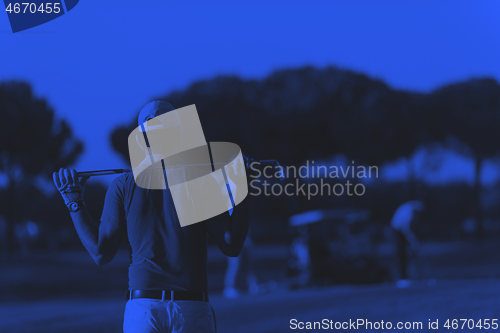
left=138, top=101, right=176, bottom=130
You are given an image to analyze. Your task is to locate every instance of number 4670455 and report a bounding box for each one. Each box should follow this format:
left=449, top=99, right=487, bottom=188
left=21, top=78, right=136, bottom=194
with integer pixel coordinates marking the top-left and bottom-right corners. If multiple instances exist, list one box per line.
left=444, top=319, right=498, bottom=330
left=6, top=3, right=61, bottom=14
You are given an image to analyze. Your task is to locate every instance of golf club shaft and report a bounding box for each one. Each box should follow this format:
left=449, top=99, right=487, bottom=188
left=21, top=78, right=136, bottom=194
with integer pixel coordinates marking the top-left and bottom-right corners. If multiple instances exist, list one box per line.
left=76, top=160, right=283, bottom=178
left=77, top=169, right=132, bottom=177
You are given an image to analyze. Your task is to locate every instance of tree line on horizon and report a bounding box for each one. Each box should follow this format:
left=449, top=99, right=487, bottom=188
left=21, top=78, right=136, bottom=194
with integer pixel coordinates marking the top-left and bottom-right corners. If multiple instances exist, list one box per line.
left=110, top=66, right=500, bottom=239
left=1, top=66, right=500, bottom=248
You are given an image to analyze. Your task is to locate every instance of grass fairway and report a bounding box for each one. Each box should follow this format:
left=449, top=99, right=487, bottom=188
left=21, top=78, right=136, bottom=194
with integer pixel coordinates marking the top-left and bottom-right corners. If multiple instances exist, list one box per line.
left=1, top=279, right=500, bottom=332
left=2, top=241, right=500, bottom=332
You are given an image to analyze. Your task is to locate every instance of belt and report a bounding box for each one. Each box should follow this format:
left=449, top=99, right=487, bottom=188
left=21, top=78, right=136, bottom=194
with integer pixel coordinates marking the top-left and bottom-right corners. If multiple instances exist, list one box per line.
left=128, top=290, right=209, bottom=302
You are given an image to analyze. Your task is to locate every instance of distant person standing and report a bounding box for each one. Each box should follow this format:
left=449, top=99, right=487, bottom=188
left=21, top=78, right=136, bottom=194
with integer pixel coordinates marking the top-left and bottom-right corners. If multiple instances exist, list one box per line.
left=390, top=200, right=424, bottom=286
left=288, top=225, right=311, bottom=288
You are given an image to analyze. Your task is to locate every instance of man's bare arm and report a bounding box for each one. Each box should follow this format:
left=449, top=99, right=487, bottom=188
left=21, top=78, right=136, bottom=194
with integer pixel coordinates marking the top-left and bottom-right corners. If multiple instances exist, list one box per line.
left=70, top=204, right=125, bottom=265
left=402, top=227, right=420, bottom=254
left=54, top=169, right=125, bottom=265
left=205, top=197, right=250, bottom=257
left=204, top=157, right=253, bottom=257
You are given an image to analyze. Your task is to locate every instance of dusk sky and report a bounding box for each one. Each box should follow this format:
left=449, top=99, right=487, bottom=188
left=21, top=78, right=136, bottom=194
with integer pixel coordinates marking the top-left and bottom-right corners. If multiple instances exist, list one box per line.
left=2, top=1, right=500, bottom=185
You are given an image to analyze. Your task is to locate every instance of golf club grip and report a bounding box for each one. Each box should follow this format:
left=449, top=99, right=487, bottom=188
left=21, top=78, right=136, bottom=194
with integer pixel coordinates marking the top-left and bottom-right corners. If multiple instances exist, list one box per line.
left=76, top=169, right=131, bottom=177
left=259, top=160, right=278, bottom=165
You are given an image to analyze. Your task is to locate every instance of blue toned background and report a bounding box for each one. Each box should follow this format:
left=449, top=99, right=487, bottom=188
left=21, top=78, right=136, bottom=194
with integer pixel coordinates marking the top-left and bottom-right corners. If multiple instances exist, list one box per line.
left=2, top=1, right=500, bottom=183
left=2, top=1, right=500, bottom=332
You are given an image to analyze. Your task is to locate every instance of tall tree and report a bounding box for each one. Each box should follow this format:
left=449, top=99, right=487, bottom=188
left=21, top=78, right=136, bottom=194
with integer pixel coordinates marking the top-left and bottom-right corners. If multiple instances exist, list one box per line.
left=426, top=78, right=500, bottom=240
left=0, top=81, right=83, bottom=250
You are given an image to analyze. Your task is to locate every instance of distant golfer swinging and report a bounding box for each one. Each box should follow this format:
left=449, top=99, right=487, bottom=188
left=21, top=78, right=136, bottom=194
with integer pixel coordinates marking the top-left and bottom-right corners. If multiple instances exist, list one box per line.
left=390, top=200, right=424, bottom=284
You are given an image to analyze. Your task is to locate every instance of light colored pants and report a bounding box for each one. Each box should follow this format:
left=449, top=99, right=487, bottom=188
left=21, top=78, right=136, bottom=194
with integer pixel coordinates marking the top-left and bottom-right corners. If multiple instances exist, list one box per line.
left=123, top=299, right=216, bottom=333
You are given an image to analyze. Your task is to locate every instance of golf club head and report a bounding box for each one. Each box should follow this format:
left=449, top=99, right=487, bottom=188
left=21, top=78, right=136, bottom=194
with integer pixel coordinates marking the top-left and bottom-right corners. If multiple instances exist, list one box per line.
left=259, top=160, right=285, bottom=181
